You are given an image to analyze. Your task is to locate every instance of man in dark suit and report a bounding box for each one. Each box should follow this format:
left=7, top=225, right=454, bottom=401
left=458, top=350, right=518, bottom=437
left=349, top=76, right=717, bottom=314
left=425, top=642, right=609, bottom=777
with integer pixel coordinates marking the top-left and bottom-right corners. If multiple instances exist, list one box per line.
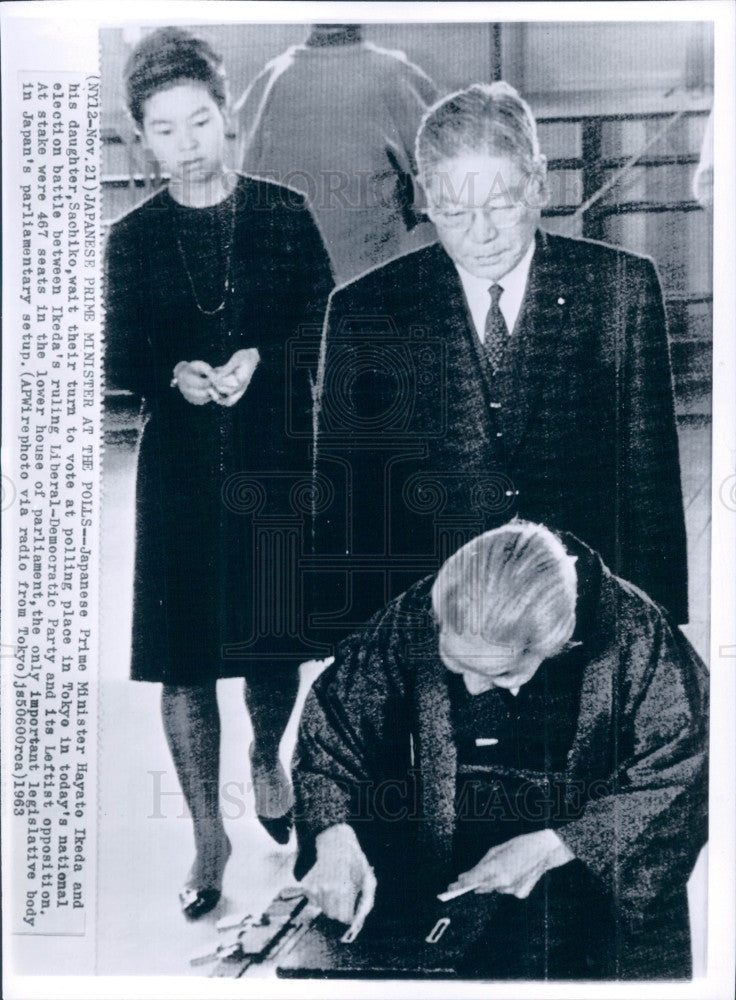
left=309, top=81, right=688, bottom=643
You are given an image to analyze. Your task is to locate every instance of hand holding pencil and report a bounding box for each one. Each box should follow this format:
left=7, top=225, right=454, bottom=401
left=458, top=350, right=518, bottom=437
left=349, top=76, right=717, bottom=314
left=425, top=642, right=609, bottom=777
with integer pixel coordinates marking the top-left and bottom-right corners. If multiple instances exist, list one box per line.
left=439, top=830, right=575, bottom=902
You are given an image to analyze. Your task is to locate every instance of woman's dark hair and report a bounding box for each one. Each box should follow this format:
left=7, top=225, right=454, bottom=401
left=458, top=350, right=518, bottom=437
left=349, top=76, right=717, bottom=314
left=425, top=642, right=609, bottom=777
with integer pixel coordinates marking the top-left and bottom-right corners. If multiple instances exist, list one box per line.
left=124, top=27, right=227, bottom=129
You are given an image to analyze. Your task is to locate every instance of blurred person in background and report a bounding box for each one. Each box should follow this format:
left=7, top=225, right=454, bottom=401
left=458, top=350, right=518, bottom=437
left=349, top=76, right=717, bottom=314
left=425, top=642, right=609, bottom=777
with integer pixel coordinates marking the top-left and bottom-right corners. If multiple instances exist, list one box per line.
left=236, top=23, right=438, bottom=283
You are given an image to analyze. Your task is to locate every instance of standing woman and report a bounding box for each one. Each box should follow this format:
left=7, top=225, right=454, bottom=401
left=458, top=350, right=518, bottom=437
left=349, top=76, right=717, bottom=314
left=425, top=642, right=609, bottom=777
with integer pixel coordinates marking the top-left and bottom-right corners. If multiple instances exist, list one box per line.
left=104, top=28, right=333, bottom=918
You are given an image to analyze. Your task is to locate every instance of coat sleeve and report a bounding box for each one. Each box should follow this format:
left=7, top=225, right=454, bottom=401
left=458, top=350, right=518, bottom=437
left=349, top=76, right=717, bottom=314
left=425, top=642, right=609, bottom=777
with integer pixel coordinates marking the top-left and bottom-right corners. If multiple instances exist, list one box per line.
left=103, top=219, right=148, bottom=397
left=556, top=604, right=708, bottom=919
left=292, top=602, right=414, bottom=879
left=618, top=257, right=688, bottom=622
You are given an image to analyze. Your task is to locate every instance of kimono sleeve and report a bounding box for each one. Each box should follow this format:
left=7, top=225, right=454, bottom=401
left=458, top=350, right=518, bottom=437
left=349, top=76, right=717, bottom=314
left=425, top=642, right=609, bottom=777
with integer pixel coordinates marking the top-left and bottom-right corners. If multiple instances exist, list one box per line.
left=292, top=608, right=414, bottom=879
left=618, top=257, right=688, bottom=623
left=557, top=608, right=708, bottom=919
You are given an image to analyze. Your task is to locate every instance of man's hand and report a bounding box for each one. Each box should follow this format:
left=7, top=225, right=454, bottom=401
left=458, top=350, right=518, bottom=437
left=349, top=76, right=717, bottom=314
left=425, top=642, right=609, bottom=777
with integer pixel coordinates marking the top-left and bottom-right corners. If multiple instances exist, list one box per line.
left=174, top=360, right=216, bottom=405
left=210, top=348, right=261, bottom=407
left=445, top=829, right=574, bottom=900
left=300, top=824, right=377, bottom=939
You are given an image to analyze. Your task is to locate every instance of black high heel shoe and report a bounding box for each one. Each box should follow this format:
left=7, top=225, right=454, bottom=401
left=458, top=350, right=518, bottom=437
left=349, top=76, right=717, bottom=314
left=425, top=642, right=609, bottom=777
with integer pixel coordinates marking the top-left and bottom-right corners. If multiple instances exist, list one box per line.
left=179, top=830, right=231, bottom=919
left=249, top=744, right=294, bottom=845
left=256, top=810, right=293, bottom=845
left=179, top=887, right=221, bottom=920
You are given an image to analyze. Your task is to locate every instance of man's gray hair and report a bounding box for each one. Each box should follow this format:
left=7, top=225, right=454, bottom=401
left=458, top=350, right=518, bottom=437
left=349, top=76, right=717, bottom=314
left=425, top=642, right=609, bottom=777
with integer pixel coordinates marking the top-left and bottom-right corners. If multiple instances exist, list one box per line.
left=416, top=81, right=542, bottom=183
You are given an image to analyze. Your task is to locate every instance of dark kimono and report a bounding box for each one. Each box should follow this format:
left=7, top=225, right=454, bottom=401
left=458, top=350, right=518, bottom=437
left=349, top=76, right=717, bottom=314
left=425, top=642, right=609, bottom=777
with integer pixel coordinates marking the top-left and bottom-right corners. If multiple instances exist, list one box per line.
left=104, top=175, right=333, bottom=683
left=293, top=535, right=708, bottom=979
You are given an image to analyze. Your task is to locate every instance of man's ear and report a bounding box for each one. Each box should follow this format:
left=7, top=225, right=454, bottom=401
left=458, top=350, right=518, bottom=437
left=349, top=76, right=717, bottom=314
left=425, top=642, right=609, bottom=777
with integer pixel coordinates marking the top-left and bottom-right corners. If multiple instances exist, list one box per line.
left=413, top=174, right=431, bottom=215
left=521, top=153, right=550, bottom=209
left=524, top=157, right=550, bottom=210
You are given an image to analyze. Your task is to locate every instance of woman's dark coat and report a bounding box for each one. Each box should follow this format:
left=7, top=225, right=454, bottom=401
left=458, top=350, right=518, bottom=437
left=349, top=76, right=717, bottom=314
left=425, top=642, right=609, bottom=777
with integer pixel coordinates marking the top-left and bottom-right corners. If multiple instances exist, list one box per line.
left=104, top=175, right=333, bottom=682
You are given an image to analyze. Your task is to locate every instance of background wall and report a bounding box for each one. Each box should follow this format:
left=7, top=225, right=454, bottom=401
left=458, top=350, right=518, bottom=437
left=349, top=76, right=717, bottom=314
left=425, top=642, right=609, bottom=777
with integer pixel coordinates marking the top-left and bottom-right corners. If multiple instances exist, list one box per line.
left=502, top=20, right=713, bottom=98
left=100, top=20, right=713, bottom=127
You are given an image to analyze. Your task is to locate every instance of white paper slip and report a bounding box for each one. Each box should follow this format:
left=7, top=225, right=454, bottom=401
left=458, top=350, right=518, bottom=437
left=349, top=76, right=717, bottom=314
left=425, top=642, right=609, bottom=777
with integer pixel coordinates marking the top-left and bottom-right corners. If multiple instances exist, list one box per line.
left=437, top=882, right=482, bottom=903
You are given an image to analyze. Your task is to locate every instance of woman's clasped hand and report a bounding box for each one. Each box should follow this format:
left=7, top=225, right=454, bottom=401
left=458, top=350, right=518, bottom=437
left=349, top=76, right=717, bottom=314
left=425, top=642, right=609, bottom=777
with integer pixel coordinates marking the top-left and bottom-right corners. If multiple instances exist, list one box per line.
left=174, top=348, right=261, bottom=407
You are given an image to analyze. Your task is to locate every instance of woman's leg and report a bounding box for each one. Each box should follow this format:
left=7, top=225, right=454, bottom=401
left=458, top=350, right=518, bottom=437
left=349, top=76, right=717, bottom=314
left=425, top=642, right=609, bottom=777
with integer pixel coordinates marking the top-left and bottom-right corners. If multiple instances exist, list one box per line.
left=161, top=683, right=231, bottom=908
left=244, top=666, right=299, bottom=831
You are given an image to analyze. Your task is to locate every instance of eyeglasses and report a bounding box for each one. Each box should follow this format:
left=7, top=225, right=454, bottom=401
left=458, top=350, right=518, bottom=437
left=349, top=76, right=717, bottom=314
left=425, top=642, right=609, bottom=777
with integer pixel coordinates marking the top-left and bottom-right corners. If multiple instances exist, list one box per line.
left=427, top=201, right=527, bottom=231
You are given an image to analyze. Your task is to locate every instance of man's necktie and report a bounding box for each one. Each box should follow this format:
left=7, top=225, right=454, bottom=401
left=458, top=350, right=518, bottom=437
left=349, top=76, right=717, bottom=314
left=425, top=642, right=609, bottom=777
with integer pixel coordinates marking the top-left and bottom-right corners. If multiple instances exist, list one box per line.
left=483, top=283, right=509, bottom=372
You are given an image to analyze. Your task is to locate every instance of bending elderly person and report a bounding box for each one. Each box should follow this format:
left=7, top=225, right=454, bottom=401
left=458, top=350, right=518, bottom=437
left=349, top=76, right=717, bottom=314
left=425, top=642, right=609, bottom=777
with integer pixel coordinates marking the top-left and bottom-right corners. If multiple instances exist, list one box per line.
left=293, top=521, right=708, bottom=979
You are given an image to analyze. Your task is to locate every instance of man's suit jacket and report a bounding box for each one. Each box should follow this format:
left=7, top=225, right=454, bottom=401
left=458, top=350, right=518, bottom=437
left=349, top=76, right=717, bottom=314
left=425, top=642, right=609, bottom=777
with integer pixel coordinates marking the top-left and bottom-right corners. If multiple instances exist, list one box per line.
left=311, top=230, right=688, bottom=637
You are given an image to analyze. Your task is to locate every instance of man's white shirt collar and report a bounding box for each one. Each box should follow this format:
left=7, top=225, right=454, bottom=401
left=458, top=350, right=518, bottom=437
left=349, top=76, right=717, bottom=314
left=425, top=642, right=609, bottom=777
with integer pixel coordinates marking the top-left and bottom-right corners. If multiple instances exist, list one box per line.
left=455, top=239, right=535, bottom=343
